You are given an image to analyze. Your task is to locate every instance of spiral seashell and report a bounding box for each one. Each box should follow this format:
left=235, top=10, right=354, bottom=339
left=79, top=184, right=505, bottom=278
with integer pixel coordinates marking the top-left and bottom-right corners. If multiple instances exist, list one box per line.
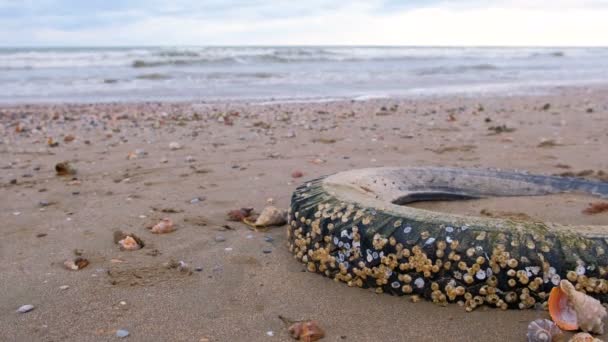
left=568, top=332, right=603, bottom=342
left=549, top=279, right=607, bottom=334
left=527, top=318, right=563, bottom=342
left=253, top=206, right=286, bottom=227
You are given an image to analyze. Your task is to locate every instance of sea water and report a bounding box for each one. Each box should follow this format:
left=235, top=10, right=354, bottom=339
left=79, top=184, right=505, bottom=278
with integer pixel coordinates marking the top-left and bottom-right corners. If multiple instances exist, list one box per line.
left=1, top=46, right=607, bottom=103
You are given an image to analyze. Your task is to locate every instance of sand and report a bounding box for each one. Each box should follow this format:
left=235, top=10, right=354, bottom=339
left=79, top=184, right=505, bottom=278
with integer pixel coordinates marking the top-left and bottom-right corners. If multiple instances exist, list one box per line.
left=1, top=86, right=608, bottom=341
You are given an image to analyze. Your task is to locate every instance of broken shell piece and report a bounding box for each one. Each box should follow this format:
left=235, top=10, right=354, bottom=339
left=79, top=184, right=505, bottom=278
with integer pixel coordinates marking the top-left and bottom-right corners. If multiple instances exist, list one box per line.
left=63, top=257, right=89, bottom=271
left=227, top=208, right=254, bottom=222
left=114, top=231, right=144, bottom=251
left=150, top=218, right=175, bottom=234
left=253, top=206, right=287, bottom=227
left=55, top=161, right=76, bottom=176
left=288, top=321, right=325, bottom=341
left=527, top=319, right=562, bottom=342
left=549, top=279, right=607, bottom=334
left=568, top=332, right=603, bottom=342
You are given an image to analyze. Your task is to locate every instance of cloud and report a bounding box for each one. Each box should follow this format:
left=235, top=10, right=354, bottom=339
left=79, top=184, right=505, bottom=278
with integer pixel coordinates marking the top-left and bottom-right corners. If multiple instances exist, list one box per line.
left=0, top=0, right=607, bottom=46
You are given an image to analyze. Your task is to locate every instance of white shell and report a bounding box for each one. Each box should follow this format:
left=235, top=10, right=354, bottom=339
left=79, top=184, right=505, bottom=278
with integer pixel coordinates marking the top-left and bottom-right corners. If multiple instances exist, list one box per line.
left=527, top=319, right=562, bottom=342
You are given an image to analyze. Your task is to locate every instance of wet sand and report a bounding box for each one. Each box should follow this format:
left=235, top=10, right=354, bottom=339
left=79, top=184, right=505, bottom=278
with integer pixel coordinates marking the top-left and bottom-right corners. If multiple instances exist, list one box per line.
left=1, top=86, right=608, bottom=341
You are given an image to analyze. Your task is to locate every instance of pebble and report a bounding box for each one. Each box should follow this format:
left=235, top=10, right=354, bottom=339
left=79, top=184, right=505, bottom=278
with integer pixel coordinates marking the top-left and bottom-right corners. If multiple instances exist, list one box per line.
left=17, top=304, right=34, bottom=313
left=116, top=329, right=130, bottom=338
left=39, top=200, right=50, bottom=207
left=215, top=235, right=226, bottom=242
left=185, top=155, right=195, bottom=162
left=59, top=285, right=70, bottom=290
left=264, top=236, right=274, bottom=243
left=262, top=247, right=272, bottom=254
left=190, top=197, right=205, bottom=204
left=195, top=267, right=203, bottom=272
left=266, top=331, right=274, bottom=337
left=169, top=142, right=182, bottom=150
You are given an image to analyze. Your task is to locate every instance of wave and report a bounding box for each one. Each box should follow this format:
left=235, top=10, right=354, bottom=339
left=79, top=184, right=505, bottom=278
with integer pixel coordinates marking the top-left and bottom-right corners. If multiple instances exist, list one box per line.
left=416, top=63, right=499, bottom=76
left=1, top=46, right=607, bottom=70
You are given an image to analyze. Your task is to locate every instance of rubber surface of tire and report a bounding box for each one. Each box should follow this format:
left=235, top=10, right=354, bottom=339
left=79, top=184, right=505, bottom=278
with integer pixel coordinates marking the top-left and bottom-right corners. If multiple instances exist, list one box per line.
left=287, top=167, right=608, bottom=310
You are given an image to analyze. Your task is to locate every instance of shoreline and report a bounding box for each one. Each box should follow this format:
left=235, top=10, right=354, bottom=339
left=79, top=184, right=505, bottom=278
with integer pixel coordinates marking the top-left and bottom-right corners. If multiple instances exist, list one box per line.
left=1, top=82, right=607, bottom=107
left=1, top=85, right=607, bottom=341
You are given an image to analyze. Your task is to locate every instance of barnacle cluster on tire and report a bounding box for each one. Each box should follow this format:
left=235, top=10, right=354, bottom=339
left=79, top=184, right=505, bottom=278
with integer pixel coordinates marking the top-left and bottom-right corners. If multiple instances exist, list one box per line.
left=287, top=167, right=608, bottom=311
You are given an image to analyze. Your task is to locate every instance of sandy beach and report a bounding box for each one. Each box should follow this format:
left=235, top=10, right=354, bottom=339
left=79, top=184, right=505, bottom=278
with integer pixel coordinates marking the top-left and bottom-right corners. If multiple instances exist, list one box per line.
left=1, top=85, right=608, bottom=341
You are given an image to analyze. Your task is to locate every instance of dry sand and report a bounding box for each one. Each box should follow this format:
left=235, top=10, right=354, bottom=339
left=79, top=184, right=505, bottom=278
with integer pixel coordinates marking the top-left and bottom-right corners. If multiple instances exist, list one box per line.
left=1, top=86, right=608, bottom=341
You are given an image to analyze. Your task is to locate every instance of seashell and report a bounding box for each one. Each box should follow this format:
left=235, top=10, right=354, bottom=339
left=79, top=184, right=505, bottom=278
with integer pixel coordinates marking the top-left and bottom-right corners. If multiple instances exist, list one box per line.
left=549, top=279, right=607, bottom=334
left=63, top=257, right=89, bottom=271
left=253, top=206, right=286, bottom=227
left=568, top=332, right=603, bottom=342
left=527, top=319, right=563, bottom=342
left=114, top=231, right=144, bottom=251
left=150, top=218, right=175, bottom=234
left=288, top=321, right=325, bottom=342
left=55, top=161, right=76, bottom=176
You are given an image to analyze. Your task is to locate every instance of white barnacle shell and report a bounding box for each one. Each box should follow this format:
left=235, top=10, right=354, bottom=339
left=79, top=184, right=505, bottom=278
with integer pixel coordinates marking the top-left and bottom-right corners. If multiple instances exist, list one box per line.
left=575, top=265, right=586, bottom=276
left=403, top=226, right=412, bottom=234
left=391, top=281, right=401, bottom=289
left=526, top=319, right=562, bottom=342
left=414, top=278, right=425, bottom=289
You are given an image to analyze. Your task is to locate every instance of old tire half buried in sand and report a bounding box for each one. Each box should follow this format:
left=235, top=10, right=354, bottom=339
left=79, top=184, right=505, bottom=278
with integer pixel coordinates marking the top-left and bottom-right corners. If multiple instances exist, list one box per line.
left=287, top=167, right=608, bottom=311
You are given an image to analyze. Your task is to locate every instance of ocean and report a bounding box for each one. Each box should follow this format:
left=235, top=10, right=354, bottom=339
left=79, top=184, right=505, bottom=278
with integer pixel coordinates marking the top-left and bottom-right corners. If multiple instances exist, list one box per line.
left=1, top=46, right=607, bottom=103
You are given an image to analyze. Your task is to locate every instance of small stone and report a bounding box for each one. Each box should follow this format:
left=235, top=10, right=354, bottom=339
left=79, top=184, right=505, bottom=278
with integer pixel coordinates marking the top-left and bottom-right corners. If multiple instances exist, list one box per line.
left=215, top=235, right=226, bottom=243
left=262, top=248, right=272, bottom=254
left=185, top=155, right=195, bottom=162
left=169, top=142, right=182, bottom=150
left=59, top=285, right=69, bottom=290
left=17, top=304, right=34, bottom=313
left=264, top=236, right=274, bottom=243
left=291, top=170, right=304, bottom=178
left=195, top=267, right=203, bottom=272
left=266, top=331, right=274, bottom=337
left=39, top=200, right=51, bottom=207
left=116, top=329, right=129, bottom=338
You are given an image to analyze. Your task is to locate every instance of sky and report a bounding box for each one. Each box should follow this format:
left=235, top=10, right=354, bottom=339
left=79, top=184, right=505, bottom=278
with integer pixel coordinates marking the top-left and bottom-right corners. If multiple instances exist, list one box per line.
left=0, top=0, right=607, bottom=46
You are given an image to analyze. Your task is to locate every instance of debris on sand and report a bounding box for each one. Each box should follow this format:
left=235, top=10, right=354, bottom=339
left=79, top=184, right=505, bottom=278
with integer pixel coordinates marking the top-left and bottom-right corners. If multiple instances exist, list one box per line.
left=47, top=137, right=59, bottom=147
left=279, top=315, right=325, bottom=341
left=227, top=208, right=255, bottom=222
left=582, top=202, right=608, bottom=215
left=149, top=218, right=175, bottom=234
left=17, top=305, right=35, bottom=314
left=169, top=141, right=182, bottom=150
left=63, top=257, right=89, bottom=271
left=487, top=124, right=516, bottom=135
left=116, top=329, right=130, bottom=338
left=163, top=259, right=192, bottom=274
left=537, top=139, right=560, bottom=148
left=114, top=231, right=144, bottom=251
left=291, top=171, right=304, bottom=178
left=55, top=161, right=77, bottom=176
